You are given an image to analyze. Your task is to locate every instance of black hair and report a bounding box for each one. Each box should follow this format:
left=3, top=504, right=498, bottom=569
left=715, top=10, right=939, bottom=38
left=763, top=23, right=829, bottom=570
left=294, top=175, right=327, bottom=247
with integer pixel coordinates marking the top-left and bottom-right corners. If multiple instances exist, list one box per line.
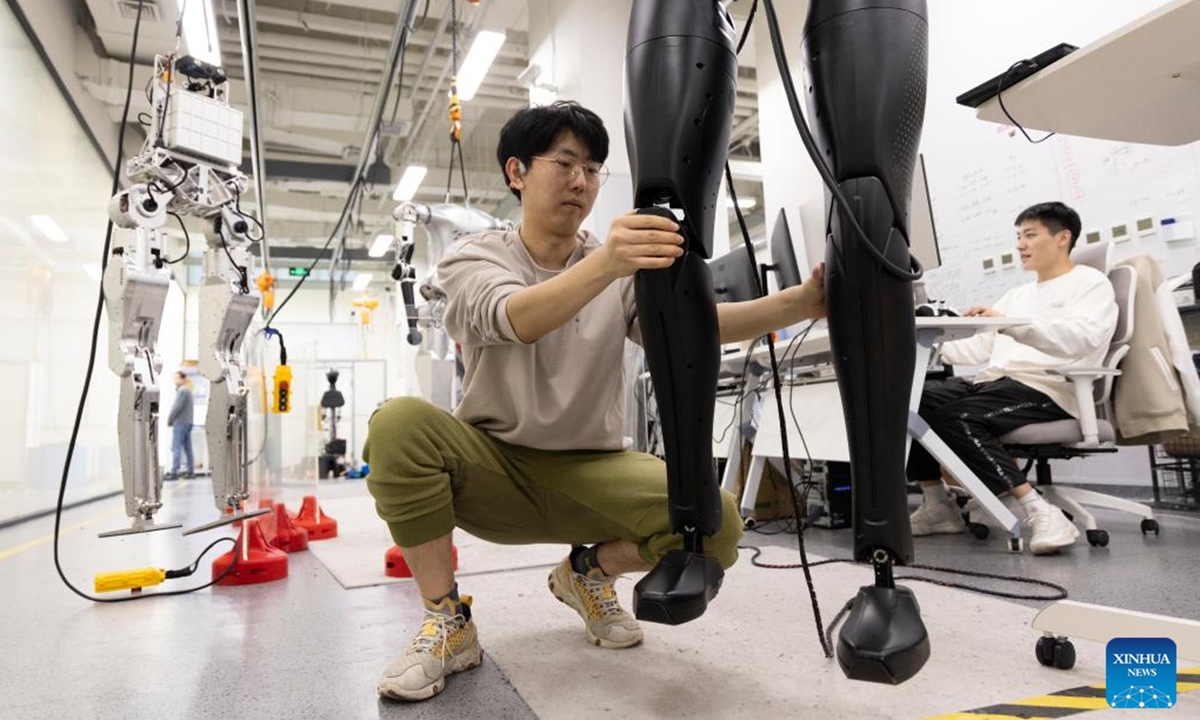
left=495, top=101, right=609, bottom=200
left=1015, top=201, right=1082, bottom=250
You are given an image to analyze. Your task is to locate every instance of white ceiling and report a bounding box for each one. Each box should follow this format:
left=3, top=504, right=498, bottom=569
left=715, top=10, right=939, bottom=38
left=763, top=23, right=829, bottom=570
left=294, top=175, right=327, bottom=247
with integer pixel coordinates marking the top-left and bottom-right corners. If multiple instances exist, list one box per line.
left=73, top=0, right=764, bottom=266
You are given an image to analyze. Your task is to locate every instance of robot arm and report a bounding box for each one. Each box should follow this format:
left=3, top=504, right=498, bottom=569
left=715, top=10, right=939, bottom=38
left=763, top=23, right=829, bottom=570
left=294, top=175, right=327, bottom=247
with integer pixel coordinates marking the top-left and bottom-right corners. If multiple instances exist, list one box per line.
left=391, top=202, right=511, bottom=346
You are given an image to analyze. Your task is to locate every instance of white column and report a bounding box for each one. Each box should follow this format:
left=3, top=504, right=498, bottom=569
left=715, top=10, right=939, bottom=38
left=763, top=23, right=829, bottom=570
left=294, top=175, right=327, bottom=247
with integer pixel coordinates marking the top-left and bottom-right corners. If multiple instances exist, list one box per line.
left=754, top=1, right=820, bottom=275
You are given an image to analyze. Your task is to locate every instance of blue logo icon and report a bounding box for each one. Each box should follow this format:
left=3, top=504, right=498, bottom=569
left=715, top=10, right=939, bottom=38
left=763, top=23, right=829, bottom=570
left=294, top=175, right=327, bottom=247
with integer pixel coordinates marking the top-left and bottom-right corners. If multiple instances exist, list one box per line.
left=1107, top=637, right=1177, bottom=709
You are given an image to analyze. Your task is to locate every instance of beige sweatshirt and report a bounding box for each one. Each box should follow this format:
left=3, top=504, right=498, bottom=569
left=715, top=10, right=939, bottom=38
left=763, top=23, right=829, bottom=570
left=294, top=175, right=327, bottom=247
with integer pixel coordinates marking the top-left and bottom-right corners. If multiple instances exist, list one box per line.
left=437, top=228, right=640, bottom=450
left=940, top=265, right=1118, bottom=417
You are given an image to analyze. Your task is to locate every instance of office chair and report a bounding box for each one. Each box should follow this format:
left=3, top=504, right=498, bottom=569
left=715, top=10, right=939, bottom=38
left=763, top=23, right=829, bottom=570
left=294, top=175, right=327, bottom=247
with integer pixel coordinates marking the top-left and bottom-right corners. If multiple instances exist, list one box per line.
left=996, top=242, right=1159, bottom=546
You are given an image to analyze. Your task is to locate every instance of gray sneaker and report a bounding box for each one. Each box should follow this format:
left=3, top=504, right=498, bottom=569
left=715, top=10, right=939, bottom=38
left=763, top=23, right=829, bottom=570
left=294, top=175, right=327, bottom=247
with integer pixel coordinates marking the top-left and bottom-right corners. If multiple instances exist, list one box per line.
left=378, top=597, right=483, bottom=701
left=548, top=557, right=643, bottom=648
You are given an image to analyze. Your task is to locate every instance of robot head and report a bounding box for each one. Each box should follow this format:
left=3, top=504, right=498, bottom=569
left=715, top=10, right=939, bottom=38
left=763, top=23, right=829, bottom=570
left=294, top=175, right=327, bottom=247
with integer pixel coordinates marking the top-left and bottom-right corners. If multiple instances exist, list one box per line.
left=326, top=369, right=340, bottom=387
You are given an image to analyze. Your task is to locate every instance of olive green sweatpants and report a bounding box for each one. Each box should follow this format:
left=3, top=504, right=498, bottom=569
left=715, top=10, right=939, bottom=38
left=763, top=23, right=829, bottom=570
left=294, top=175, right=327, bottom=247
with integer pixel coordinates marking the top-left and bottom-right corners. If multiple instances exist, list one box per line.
left=362, top=397, right=742, bottom=569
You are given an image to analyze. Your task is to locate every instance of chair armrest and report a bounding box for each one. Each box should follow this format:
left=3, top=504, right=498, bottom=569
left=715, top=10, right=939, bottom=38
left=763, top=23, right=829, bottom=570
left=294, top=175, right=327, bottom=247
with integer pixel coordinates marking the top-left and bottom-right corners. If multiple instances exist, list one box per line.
left=1054, top=373, right=1110, bottom=447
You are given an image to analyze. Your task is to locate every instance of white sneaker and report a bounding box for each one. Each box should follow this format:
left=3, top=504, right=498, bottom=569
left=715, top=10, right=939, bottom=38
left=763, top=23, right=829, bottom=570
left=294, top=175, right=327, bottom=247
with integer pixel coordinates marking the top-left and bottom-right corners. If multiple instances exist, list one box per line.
left=1026, top=507, right=1080, bottom=555
left=909, top=498, right=966, bottom=536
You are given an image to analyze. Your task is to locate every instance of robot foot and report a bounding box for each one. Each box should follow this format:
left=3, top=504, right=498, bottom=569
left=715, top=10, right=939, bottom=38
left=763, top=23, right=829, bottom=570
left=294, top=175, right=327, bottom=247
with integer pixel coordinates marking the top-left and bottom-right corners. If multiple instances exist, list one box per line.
left=182, top=506, right=272, bottom=536
left=98, top=518, right=183, bottom=538
left=633, top=549, right=724, bottom=625
left=836, top=585, right=930, bottom=684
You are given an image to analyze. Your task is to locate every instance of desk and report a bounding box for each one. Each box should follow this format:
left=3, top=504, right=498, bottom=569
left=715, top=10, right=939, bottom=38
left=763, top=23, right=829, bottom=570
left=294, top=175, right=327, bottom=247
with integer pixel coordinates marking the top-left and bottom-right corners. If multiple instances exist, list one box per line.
left=974, top=0, right=1200, bottom=146
left=723, top=317, right=1031, bottom=550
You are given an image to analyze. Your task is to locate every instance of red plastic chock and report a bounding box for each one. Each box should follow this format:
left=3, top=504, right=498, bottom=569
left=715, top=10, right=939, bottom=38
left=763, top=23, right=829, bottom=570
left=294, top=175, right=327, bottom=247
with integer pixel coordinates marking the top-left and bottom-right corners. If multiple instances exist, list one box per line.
left=294, top=495, right=337, bottom=540
left=212, top=518, right=288, bottom=586
left=270, top=503, right=309, bottom=553
left=385, top=544, right=458, bottom=578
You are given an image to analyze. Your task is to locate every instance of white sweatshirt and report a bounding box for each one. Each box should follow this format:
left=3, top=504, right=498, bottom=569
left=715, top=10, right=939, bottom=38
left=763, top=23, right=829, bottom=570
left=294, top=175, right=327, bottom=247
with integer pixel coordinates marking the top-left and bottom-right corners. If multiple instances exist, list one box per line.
left=940, top=265, right=1118, bottom=417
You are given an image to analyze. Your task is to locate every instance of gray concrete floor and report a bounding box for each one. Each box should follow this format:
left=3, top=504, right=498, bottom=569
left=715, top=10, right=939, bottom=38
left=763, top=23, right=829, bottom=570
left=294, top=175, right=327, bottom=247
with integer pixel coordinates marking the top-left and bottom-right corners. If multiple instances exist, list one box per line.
left=1, top=478, right=1197, bottom=720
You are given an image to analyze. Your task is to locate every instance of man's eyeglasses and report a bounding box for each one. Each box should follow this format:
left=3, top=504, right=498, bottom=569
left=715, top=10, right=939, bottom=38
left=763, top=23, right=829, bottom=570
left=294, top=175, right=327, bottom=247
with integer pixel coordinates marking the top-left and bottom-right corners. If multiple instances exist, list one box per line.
left=530, top=155, right=611, bottom=187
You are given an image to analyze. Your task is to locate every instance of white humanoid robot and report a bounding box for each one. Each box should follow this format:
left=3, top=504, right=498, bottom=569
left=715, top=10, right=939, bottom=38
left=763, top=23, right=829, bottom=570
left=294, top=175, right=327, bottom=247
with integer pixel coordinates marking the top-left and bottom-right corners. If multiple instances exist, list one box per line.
left=100, top=53, right=267, bottom=537
left=391, top=202, right=510, bottom=408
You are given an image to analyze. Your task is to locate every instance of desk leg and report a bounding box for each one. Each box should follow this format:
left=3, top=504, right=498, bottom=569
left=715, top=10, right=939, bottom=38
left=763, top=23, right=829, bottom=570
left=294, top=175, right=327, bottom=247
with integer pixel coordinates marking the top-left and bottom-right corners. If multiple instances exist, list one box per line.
left=908, top=411, right=1023, bottom=550
left=738, top=456, right=768, bottom=518
left=907, top=329, right=939, bottom=466
left=720, top=429, right=743, bottom=495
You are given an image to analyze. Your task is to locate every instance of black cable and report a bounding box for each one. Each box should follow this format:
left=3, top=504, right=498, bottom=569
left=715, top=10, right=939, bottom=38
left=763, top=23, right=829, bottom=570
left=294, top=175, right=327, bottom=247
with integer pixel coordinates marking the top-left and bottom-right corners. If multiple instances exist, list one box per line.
left=218, top=224, right=250, bottom=294
left=727, top=158, right=830, bottom=657
left=456, top=139, right=470, bottom=202
left=734, top=0, right=759, bottom=56
left=266, top=178, right=366, bottom=326
left=760, top=0, right=922, bottom=282
left=997, top=60, right=1056, bottom=145
left=741, top=546, right=1069, bottom=601
left=52, top=1, right=244, bottom=603
left=232, top=194, right=265, bottom=243
left=165, top=211, right=191, bottom=264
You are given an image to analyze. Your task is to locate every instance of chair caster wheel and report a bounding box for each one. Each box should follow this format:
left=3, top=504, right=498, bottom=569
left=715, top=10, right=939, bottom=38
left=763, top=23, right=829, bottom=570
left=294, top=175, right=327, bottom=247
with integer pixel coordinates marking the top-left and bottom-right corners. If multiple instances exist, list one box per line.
left=1086, top=529, right=1109, bottom=547
left=968, top=522, right=989, bottom=540
left=1008, top=537, right=1023, bottom=553
left=1036, top=636, right=1076, bottom=670
left=1140, top=518, right=1160, bottom=536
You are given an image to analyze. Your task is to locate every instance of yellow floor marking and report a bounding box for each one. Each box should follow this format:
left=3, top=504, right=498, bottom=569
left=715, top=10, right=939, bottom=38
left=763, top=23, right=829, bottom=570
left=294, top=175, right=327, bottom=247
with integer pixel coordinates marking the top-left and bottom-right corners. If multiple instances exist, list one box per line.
left=0, top=481, right=190, bottom=563
left=0, top=514, right=114, bottom=563
left=1011, top=696, right=1109, bottom=710
left=922, top=666, right=1200, bottom=719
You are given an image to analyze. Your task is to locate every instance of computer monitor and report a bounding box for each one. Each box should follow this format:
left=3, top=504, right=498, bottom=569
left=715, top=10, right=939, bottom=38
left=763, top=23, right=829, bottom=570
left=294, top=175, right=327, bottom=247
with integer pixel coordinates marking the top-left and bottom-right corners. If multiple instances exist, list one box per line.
left=909, top=154, right=941, bottom=271
left=709, top=244, right=760, bottom=303
left=769, top=209, right=803, bottom=289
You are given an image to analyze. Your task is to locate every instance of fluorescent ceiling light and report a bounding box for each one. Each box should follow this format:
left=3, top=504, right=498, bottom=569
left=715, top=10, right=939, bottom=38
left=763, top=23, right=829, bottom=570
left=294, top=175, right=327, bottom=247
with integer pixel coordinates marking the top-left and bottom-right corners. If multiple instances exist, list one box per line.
left=368, top=233, right=394, bottom=258
left=352, top=272, right=373, bottom=292
left=392, top=165, right=428, bottom=201
left=457, top=31, right=506, bottom=101
left=31, top=215, right=70, bottom=243
left=177, top=0, right=221, bottom=66
left=82, top=264, right=102, bottom=283
left=726, top=197, right=758, bottom=210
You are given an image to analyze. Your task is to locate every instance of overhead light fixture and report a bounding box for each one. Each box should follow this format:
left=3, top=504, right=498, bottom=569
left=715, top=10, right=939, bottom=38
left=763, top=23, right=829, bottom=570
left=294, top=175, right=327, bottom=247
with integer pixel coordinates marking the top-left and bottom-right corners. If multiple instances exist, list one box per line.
left=457, top=30, right=506, bottom=101
left=352, top=272, right=373, bottom=292
left=392, top=165, right=428, bottom=201
left=368, top=233, right=394, bottom=258
left=726, top=196, right=758, bottom=210
left=176, top=0, right=221, bottom=66
left=30, top=215, right=70, bottom=243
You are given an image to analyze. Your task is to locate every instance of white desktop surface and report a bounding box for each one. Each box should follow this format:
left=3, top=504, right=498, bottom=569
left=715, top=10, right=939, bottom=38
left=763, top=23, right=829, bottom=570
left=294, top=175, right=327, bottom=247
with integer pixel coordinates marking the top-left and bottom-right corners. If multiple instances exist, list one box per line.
left=975, top=0, right=1200, bottom=145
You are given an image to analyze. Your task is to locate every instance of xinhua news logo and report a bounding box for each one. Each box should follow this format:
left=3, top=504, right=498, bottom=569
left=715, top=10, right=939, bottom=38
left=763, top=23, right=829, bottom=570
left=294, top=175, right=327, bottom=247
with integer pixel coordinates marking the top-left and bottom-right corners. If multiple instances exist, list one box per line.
left=1107, top=637, right=1177, bottom=709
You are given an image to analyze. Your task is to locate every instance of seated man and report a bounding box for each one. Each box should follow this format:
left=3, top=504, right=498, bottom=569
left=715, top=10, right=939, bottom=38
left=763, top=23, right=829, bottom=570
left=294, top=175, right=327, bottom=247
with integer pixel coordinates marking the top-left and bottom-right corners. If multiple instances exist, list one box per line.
left=363, top=101, right=827, bottom=702
left=908, top=201, right=1118, bottom=554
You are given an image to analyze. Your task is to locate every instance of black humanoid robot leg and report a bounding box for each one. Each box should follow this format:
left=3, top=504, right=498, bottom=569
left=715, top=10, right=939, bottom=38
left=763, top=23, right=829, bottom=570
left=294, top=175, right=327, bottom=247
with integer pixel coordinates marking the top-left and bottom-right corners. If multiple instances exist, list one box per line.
left=624, top=0, right=737, bottom=625
left=803, top=0, right=930, bottom=683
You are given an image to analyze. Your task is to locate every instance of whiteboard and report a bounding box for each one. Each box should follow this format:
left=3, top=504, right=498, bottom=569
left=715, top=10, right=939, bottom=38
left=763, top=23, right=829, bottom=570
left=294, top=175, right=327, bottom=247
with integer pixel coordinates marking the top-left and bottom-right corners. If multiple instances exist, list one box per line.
left=921, top=136, right=1199, bottom=309
left=918, top=0, right=1200, bottom=310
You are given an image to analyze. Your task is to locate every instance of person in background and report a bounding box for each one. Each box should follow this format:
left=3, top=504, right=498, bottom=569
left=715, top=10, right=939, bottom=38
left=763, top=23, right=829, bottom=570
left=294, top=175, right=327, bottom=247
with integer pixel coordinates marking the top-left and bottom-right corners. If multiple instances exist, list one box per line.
left=907, top=201, right=1118, bottom=554
left=166, top=370, right=195, bottom=480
